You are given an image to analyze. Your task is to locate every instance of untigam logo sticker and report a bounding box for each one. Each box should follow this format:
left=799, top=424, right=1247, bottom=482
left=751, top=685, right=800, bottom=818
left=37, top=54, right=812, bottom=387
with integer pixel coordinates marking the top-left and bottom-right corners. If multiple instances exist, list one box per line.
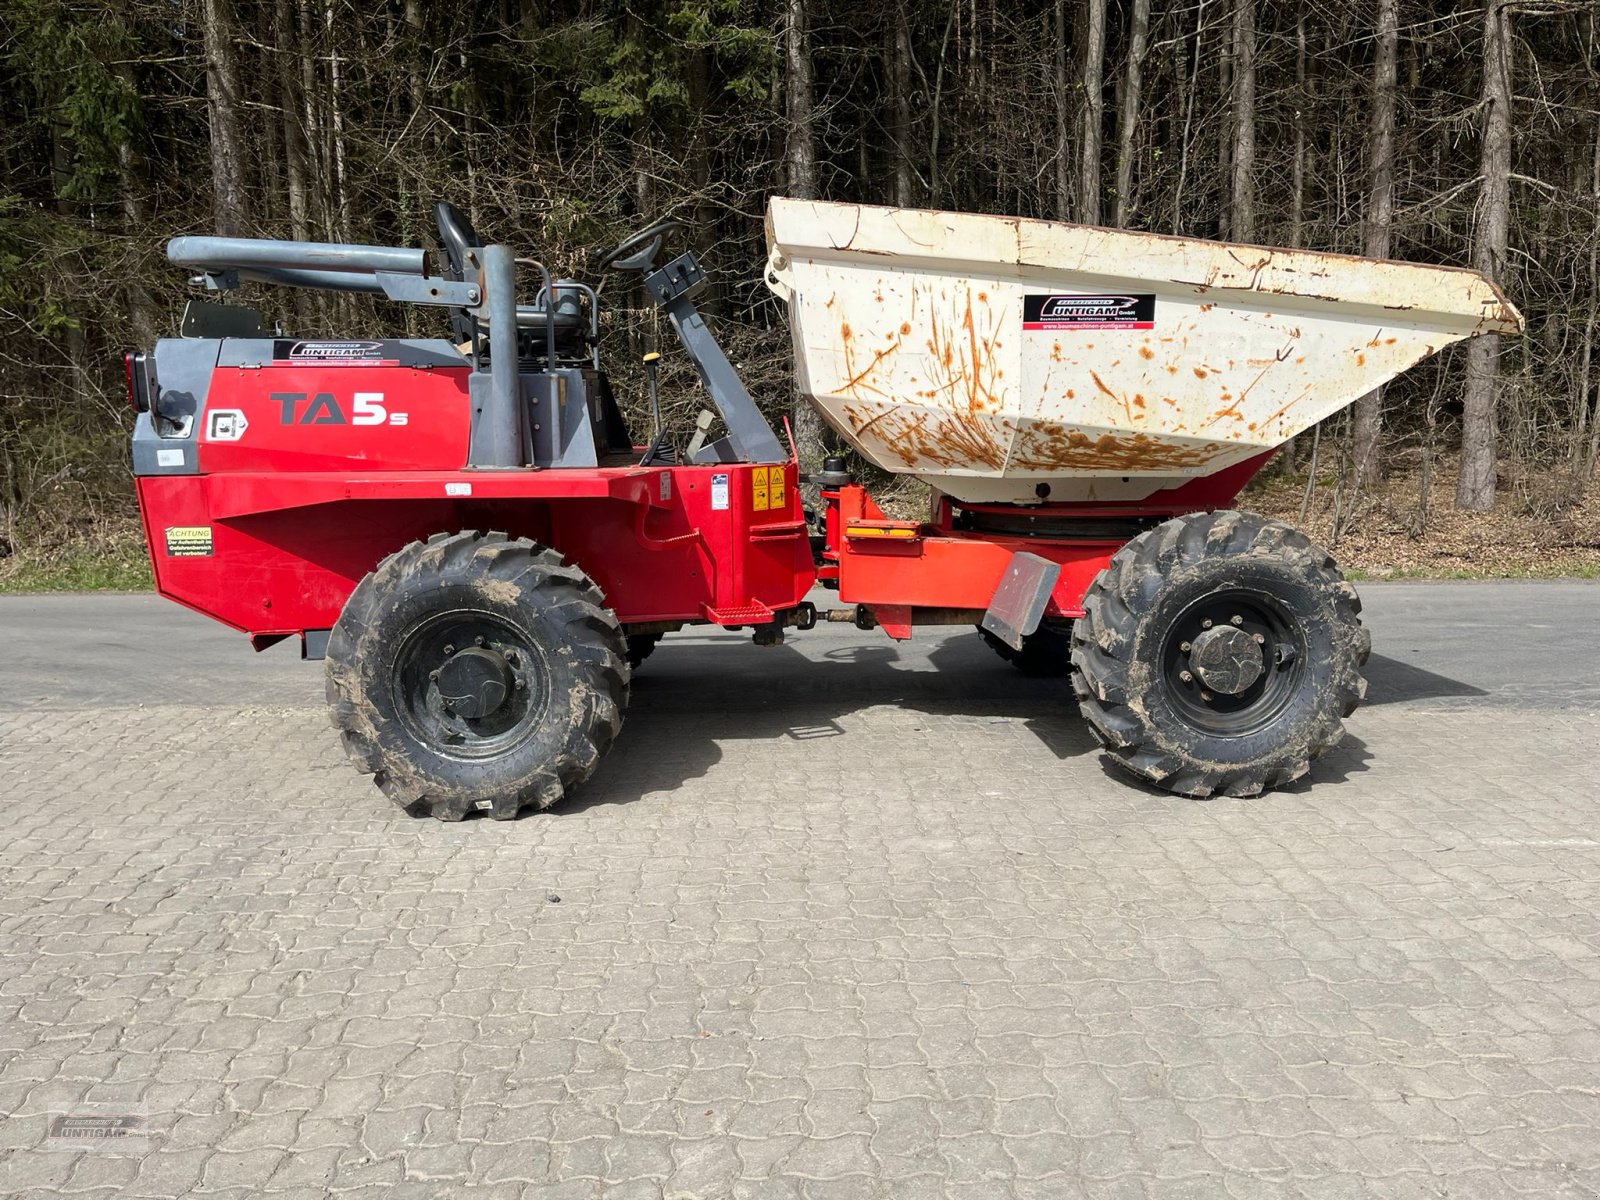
left=1023, top=294, right=1155, bottom=331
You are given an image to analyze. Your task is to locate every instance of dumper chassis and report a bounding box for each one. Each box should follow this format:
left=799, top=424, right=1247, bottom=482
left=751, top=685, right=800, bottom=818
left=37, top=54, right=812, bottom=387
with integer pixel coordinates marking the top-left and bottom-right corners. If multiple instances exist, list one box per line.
left=125, top=200, right=1514, bottom=818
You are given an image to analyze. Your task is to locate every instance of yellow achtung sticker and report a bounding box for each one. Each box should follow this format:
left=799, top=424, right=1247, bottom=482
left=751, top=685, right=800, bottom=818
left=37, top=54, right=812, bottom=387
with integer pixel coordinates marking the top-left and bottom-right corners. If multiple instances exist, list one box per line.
left=769, top=467, right=786, bottom=510
left=164, top=526, right=213, bottom=557
left=752, top=467, right=770, bottom=512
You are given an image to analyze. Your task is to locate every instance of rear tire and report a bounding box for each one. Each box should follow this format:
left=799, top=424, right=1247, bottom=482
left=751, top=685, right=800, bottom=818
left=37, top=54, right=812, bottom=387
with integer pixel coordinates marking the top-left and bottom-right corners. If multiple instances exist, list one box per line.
left=625, top=632, right=663, bottom=670
left=1071, top=510, right=1369, bottom=798
left=326, top=531, right=629, bottom=820
left=978, top=623, right=1073, bottom=677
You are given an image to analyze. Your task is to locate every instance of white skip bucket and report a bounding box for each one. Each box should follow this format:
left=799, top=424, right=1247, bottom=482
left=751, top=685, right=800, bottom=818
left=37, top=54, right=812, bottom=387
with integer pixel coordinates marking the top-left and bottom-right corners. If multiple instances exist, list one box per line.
left=764, top=198, right=1521, bottom=504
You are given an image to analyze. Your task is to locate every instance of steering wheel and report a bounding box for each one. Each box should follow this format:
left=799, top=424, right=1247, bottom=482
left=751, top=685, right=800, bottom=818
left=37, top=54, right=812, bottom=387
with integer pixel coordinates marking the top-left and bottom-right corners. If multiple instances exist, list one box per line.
left=598, top=218, right=685, bottom=273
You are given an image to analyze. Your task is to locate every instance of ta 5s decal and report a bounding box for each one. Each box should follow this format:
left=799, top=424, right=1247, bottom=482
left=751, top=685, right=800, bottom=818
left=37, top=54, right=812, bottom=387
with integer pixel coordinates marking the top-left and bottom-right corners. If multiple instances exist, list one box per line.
left=271, top=391, right=409, bottom=427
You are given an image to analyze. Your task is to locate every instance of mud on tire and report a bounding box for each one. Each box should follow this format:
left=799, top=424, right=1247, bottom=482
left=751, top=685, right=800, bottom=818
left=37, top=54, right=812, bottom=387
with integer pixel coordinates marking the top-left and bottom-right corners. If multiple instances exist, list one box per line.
left=1070, top=510, right=1369, bottom=798
left=326, top=531, right=629, bottom=820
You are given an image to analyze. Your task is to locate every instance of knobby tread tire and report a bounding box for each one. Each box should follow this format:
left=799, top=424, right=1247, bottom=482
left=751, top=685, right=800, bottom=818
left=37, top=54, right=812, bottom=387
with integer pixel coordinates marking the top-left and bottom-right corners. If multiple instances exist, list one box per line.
left=1070, top=509, right=1370, bottom=799
left=625, top=633, right=663, bottom=670
left=978, top=623, right=1074, bottom=678
left=325, top=531, right=629, bottom=820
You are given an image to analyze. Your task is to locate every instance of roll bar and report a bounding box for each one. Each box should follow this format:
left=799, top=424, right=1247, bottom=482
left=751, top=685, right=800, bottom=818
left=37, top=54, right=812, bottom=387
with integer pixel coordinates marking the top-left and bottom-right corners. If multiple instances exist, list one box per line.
left=167, top=236, right=428, bottom=281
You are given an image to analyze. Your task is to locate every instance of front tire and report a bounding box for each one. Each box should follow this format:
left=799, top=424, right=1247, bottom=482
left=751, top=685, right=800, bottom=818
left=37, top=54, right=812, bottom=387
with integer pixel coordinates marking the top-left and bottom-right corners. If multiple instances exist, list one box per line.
left=326, top=531, right=629, bottom=820
left=1071, top=510, right=1369, bottom=798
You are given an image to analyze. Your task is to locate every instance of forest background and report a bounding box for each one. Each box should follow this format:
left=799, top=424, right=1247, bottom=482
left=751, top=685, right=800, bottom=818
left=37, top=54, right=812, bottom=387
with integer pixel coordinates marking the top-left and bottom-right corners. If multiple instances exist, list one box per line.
left=2, top=0, right=1598, bottom=588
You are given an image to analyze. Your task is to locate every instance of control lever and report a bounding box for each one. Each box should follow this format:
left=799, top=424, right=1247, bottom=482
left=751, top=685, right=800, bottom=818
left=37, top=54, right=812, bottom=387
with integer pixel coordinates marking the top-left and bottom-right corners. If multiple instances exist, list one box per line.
left=642, top=351, right=663, bottom=436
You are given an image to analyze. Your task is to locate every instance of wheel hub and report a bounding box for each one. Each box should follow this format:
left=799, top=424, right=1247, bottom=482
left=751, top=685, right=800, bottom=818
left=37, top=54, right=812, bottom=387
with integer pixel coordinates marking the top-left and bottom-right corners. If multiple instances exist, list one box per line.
left=1187, top=624, right=1265, bottom=695
left=436, top=646, right=513, bottom=719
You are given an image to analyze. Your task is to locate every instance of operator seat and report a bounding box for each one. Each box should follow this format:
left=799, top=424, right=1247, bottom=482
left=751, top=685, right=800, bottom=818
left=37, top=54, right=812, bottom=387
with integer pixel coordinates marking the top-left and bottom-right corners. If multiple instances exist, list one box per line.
left=434, top=202, right=482, bottom=345
left=432, top=200, right=587, bottom=359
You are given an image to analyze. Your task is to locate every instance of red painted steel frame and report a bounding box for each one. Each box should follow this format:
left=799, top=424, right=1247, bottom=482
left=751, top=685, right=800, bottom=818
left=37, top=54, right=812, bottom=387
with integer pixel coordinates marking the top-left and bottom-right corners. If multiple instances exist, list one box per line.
left=137, top=374, right=1272, bottom=646
left=822, top=483, right=1118, bottom=636
left=819, top=451, right=1276, bottom=639
left=138, top=461, right=814, bottom=641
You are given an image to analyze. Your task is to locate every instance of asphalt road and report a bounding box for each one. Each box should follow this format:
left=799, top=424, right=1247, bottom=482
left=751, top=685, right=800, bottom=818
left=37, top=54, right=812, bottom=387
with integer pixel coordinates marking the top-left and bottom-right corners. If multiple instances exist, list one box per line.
left=1, top=580, right=1595, bottom=715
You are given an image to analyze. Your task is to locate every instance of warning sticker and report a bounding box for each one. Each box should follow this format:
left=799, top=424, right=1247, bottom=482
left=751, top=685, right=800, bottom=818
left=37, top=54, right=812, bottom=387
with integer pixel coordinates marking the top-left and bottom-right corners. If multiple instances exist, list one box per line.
left=711, top=473, right=730, bottom=511
left=768, top=468, right=786, bottom=510
left=752, top=467, right=771, bottom=512
left=164, top=526, right=213, bottom=557
left=1024, top=293, right=1155, bottom=331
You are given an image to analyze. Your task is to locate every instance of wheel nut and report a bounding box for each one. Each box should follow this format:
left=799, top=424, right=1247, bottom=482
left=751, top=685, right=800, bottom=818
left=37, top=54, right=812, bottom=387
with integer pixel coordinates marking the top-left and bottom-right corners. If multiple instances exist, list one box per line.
left=476, top=635, right=487, bottom=648
left=443, top=644, right=455, bottom=656
left=1179, top=669, right=1193, bottom=683
left=1230, top=614, right=1243, bottom=625
left=1179, top=640, right=1192, bottom=652
left=506, top=651, right=520, bottom=666
left=1253, top=633, right=1264, bottom=644
left=1201, top=618, right=1213, bottom=629
left=429, top=669, right=441, bottom=681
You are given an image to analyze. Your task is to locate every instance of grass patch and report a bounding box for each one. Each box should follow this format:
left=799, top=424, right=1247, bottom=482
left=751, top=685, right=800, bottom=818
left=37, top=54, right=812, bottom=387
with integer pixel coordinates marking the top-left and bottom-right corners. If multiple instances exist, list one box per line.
left=0, top=550, right=153, bottom=593
left=0, top=522, right=154, bottom=594
left=1345, top=559, right=1600, bottom=583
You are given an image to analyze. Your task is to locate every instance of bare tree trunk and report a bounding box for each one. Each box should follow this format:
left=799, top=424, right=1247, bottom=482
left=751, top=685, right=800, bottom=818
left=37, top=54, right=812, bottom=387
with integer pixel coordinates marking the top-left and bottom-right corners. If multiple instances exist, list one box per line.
left=119, top=143, right=157, bottom=350
left=201, top=0, right=248, bottom=235
left=404, top=0, right=427, bottom=116
left=927, top=7, right=956, bottom=203
left=788, top=0, right=834, bottom=464
left=1228, top=0, right=1256, bottom=242
left=1352, top=0, right=1398, bottom=491
left=1579, top=119, right=1600, bottom=485
left=1112, top=0, right=1151, bottom=228
left=1457, top=0, right=1512, bottom=512
left=1289, top=12, right=1307, bottom=247
left=887, top=2, right=915, bottom=207
left=112, top=30, right=156, bottom=349
left=325, top=1, right=352, bottom=244
left=1053, top=0, right=1071, bottom=217
left=277, top=0, right=309, bottom=243
left=1077, top=0, right=1107, bottom=225
left=49, top=120, right=95, bottom=412
left=297, top=0, right=326, bottom=238
left=784, top=0, right=818, bottom=200
left=685, top=47, right=716, bottom=283
left=1172, top=0, right=1208, bottom=235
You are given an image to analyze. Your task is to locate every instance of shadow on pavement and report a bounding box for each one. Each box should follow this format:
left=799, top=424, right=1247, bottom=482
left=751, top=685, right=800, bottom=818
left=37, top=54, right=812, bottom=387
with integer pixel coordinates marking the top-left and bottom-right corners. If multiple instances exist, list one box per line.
left=566, top=630, right=1100, bottom=813
left=1362, top=652, right=1488, bottom=707
left=517, top=629, right=1401, bottom=818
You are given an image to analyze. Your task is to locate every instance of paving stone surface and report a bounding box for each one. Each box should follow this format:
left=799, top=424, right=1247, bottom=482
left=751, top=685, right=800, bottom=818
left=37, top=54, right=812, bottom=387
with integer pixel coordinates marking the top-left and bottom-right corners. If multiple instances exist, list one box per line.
left=1, top=585, right=1598, bottom=1198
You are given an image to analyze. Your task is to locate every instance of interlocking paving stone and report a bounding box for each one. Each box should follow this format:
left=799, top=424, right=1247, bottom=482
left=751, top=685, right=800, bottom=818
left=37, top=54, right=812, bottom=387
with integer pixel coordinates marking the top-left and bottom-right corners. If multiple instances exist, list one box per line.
left=1, top=585, right=1598, bottom=1197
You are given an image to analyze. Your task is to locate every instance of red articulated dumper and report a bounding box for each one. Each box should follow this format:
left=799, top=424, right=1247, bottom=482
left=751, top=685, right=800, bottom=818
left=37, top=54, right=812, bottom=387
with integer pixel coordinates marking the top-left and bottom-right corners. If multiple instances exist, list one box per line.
left=127, top=200, right=1520, bottom=819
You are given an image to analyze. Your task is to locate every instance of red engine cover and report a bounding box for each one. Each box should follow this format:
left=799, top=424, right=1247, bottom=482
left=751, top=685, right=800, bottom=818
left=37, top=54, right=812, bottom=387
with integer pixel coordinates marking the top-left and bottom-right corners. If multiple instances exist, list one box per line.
left=200, top=361, right=471, bottom=474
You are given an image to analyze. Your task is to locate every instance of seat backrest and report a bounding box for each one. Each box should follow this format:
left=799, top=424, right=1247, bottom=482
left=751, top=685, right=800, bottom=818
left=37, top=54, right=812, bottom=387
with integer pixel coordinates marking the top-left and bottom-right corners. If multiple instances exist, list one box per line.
left=434, top=202, right=482, bottom=282
left=434, top=202, right=482, bottom=346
